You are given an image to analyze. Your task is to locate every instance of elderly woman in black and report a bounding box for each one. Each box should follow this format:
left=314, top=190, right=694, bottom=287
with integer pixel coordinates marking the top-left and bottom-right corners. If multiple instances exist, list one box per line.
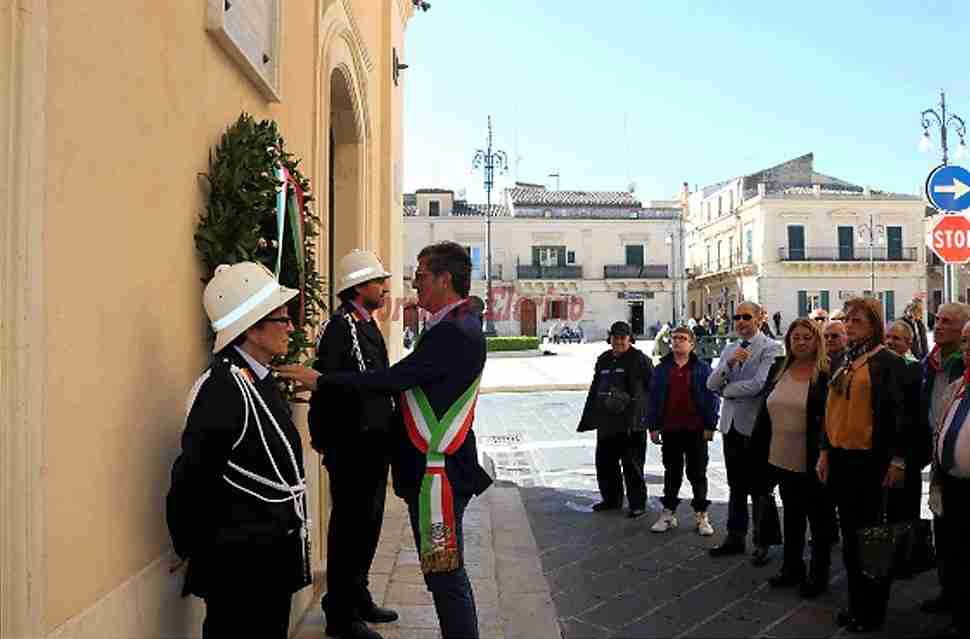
left=753, top=318, right=835, bottom=598
left=816, top=297, right=906, bottom=633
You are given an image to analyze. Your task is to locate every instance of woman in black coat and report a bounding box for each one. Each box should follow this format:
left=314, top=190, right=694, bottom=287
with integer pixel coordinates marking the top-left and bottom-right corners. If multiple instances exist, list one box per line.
left=578, top=321, right=651, bottom=518
left=752, top=318, right=836, bottom=598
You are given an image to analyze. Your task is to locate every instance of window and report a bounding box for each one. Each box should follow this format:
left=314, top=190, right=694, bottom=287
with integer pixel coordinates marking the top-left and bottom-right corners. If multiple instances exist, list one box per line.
left=545, top=300, right=567, bottom=320
left=625, top=244, right=644, bottom=267
left=838, top=226, right=854, bottom=260
left=428, top=200, right=440, bottom=216
left=729, top=191, right=734, bottom=212
left=718, top=196, right=722, bottom=216
left=744, top=226, right=753, bottom=262
left=787, top=225, right=805, bottom=260
left=878, top=290, right=896, bottom=320
left=463, top=245, right=482, bottom=279
left=533, top=245, right=565, bottom=266
left=567, top=250, right=576, bottom=264
left=717, top=240, right=723, bottom=268
left=705, top=244, right=711, bottom=271
left=887, top=226, right=903, bottom=260
left=706, top=202, right=711, bottom=222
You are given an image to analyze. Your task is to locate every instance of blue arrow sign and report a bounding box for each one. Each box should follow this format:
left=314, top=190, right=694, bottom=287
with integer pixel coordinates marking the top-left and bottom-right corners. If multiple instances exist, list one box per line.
left=926, top=164, right=970, bottom=212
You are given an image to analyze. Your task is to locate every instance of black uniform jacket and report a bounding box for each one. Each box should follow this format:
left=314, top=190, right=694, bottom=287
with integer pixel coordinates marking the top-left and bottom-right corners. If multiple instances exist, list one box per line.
left=752, top=358, right=830, bottom=478
left=577, top=347, right=648, bottom=436
left=167, top=348, right=310, bottom=598
left=308, top=303, right=394, bottom=459
left=318, top=300, right=492, bottom=502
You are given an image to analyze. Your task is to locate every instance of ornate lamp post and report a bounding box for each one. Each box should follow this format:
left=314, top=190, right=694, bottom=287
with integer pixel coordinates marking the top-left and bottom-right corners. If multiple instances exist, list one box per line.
left=920, top=90, right=968, bottom=303
left=472, top=116, right=508, bottom=336
left=857, top=213, right=885, bottom=298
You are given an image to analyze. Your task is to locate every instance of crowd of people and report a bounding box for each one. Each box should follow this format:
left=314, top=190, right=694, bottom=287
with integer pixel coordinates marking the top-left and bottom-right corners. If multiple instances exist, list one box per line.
left=579, top=297, right=969, bottom=637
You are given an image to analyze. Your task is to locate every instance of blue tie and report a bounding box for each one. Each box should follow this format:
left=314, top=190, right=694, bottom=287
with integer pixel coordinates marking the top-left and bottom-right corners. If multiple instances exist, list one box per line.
left=941, top=390, right=970, bottom=472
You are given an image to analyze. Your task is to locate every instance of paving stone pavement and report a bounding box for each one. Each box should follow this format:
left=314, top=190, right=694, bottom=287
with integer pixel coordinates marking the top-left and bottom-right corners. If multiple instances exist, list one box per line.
left=473, top=390, right=950, bottom=639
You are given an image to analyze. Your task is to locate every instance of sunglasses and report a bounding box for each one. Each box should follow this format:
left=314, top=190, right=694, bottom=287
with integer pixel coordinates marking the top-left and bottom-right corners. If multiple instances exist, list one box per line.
left=732, top=313, right=753, bottom=321
left=823, top=334, right=842, bottom=340
left=813, top=317, right=827, bottom=322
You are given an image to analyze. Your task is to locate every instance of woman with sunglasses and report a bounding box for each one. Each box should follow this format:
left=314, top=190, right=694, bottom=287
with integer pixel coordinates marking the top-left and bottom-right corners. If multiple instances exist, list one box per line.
left=816, top=297, right=906, bottom=633
left=752, top=319, right=835, bottom=598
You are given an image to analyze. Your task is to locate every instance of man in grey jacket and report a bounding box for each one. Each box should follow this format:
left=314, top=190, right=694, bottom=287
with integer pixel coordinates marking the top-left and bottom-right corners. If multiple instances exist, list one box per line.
left=706, top=301, right=784, bottom=557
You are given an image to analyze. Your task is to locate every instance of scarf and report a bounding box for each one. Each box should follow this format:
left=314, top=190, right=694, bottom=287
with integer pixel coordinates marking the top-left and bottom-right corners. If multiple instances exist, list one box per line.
left=829, top=338, right=882, bottom=399
left=400, top=375, right=481, bottom=574
left=927, top=343, right=962, bottom=375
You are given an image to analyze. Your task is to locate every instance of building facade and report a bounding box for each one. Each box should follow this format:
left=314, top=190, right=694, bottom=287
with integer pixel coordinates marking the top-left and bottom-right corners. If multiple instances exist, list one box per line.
left=2, top=2, right=412, bottom=637
left=685, top=154, right=927, bottom=327
left=403, top=185, right=680, bottom=340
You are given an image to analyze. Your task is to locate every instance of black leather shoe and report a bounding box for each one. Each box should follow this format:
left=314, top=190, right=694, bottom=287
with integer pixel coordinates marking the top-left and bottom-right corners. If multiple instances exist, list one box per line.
left=592, top=501, right=621, bottom=512
left=768, top=569, right=804, bottom=588
left=750, top=545, right=772, bottom=567
left=709, top=537, right=745, bottom=557
left=326, top=620, right=383, bottom=639
left=627, top=508, right=646, bottom=519
left=921, top=594, right=952, bottom=614
left=358, top=604, right=399, bottom=624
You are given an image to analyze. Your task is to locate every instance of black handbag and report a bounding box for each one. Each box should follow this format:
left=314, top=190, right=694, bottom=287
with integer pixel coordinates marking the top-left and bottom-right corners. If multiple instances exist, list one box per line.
left=896, top=518, right=936, bottom=576
left=857, top=492, right=910, bottom=580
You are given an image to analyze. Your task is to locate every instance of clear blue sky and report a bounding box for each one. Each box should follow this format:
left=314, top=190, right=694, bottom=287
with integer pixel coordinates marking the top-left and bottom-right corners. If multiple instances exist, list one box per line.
left=403, top=1, right=970, bottom=203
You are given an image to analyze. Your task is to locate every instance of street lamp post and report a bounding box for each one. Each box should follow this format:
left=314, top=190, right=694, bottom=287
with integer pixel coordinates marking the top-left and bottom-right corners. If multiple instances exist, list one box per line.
left=920, top=90, right=968, bottom=303
left=857, top=212, right=885, bottom=301
left=472, top=116, right=508, bottom=336
left=666, top=234, right=677, bottom=325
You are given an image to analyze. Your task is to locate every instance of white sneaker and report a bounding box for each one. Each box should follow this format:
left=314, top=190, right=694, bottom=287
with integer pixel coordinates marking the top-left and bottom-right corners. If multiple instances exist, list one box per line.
left=696, top=511, right=715, bottom=536
left=651, top=509, right=678, bottom=533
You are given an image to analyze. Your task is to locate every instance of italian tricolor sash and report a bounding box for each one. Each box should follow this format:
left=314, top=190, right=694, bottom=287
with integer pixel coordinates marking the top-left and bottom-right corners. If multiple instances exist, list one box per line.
left=401, top=375, right=481, bottom=574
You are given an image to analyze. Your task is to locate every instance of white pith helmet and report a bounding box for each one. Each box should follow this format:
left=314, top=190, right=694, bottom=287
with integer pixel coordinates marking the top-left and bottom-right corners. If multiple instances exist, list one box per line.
left=203, top=262, right=299, bottom=353
left=335, top=249, right=391, bottom=295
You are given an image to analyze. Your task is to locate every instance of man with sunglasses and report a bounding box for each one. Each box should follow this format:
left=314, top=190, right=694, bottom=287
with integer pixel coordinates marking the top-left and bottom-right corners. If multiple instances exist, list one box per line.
left=823, top=320, right=849, bottom=372
left=707, top=301, right=784, bottom=558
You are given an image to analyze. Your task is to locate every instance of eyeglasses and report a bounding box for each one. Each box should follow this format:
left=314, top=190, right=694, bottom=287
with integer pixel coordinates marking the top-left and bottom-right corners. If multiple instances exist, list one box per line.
left=671, top=335, right=692, bottom=342
left=413, top=269, right=434, bottom=281
left=732, top=313, right=753, bottom=321
left=261, top=316, right=293, bottom=326
left=813, top=317, right=827, bottom=322
left=823, top=334, right=843, bottom=340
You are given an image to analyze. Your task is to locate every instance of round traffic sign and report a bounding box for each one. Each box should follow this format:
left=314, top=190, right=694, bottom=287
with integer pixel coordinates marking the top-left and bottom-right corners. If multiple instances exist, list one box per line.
left=926, top=164, right=970, bottom=212
left=930, top=214, right=970, bottom=263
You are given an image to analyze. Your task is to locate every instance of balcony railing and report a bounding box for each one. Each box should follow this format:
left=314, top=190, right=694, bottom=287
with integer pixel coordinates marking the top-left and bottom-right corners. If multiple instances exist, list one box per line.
left=778, top=246, right=918, bottom=262
left=604, top=264, right=669, bottom=279
left=693, top=252, right=752, bottom=276
left=516, top=264, right=583, bottom=279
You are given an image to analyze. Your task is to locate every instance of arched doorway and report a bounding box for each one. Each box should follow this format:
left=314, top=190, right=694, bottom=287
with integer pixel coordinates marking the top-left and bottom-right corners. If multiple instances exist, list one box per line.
left=328, top=68, right=363, bottom=313
left=520, top=298, right=537, bottom=336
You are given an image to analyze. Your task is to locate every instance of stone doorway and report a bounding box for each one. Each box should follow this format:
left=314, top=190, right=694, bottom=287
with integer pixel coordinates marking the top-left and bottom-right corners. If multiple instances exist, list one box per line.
left=520, top=298, right=537, bottom=336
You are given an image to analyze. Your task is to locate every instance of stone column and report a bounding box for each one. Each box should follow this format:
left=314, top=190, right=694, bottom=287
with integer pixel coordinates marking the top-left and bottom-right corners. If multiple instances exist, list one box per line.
left=1, top=1, right=49, bottom=638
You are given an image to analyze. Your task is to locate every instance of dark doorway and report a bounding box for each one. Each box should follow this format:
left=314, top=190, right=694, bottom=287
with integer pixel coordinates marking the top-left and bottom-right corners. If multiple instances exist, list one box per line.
left=520, top=299, right=537, bottom=336
left=629, top=302, right=644, bottom=336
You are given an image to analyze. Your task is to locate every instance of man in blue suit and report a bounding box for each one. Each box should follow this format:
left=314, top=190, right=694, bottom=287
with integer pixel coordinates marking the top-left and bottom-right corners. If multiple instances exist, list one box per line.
left=706, top=301, right=783, bottom=558
left=278, top=241, right=491, bottom=639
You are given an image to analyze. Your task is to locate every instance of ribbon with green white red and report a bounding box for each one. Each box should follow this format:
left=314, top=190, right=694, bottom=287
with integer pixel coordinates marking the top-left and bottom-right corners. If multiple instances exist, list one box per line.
left=401, top=375, right=481, bottom=574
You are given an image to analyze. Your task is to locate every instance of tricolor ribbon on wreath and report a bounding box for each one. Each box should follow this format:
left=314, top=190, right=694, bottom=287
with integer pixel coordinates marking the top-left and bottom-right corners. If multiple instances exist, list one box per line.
left=401, top=375, right=482, bottom=574
left=274, top=163, right=308, bottom=326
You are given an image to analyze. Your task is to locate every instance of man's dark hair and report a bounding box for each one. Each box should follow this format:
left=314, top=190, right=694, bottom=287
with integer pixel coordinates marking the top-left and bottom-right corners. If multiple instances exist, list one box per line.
left=417, top=241, right=471, bottom=298
left=337, top=285, right=358, bottom=306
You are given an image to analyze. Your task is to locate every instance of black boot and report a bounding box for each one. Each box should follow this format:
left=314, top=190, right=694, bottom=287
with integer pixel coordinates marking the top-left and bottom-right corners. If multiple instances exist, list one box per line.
left=768, top=561, right=805, bottom=588
left=801, top=547, right=831, bottom=599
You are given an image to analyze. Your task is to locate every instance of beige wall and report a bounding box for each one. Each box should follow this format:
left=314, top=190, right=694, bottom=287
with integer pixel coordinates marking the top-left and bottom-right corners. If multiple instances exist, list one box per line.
left=31, top=0, right=410, bottom=633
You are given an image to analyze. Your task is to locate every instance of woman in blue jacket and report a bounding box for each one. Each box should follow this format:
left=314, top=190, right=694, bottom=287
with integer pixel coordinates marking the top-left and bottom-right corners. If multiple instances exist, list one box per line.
left=646, top=326, right=720, bottom=536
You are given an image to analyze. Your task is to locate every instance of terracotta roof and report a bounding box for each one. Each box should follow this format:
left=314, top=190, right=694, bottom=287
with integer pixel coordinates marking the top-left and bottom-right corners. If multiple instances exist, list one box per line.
left=452, top=201, right=510, bottom=217
left=508, top=187, right=641, bottom=207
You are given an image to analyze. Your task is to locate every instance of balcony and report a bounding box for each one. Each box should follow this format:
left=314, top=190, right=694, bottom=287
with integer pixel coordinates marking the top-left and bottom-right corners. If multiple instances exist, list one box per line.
left=604, top=264, right=669, bottom=279
left=693, top=252, right=753, bottom=277
left=778, top=246, right=918, bottom=262
left=516, top=264, right=583, bottom=279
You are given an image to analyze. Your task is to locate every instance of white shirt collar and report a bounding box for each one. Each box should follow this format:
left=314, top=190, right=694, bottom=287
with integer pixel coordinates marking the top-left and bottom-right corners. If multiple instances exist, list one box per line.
left=425, top=298, right=467, bottom=332
left=234, top=346, right=271, bottom=380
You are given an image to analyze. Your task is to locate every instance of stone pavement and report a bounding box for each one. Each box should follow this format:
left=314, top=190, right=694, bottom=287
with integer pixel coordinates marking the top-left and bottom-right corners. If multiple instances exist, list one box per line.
left=293, top=485, right=558, bottom=639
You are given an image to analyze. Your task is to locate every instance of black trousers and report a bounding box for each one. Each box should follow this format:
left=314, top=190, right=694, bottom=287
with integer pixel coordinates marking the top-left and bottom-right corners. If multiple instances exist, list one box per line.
left=659, top=430, right=710, bottom=512
left=772, top=465, right=836, bottom=574
left=886, top=463, right=923, bottom=523
left=324, top=433, right=390, bottom=624
left=941, top=474, right=970, bottom=638
left=828, top=449, right=893, bottom=625
left=407, top=494, right=478, bottom=639
left=595, top=430, right=647, bottom=510
left=203, top=591, right=292, bottom=638
left=724, top=428, right=760, bottom=539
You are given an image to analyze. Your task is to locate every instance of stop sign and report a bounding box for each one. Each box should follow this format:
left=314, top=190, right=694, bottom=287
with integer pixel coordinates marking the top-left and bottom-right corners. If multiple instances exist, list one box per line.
left=930, top=214, right=970, bottom=263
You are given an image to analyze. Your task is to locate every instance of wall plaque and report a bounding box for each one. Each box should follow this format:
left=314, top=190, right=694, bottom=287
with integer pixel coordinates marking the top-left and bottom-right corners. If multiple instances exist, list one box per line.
left=207, top=0, right=282, bottom=102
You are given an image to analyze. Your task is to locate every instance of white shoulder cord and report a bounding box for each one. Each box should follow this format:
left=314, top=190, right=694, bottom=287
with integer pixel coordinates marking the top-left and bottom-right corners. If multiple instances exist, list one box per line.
left=222, top=365, right=310, bottom=576
left=344, top=312, right=395, bottom=411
